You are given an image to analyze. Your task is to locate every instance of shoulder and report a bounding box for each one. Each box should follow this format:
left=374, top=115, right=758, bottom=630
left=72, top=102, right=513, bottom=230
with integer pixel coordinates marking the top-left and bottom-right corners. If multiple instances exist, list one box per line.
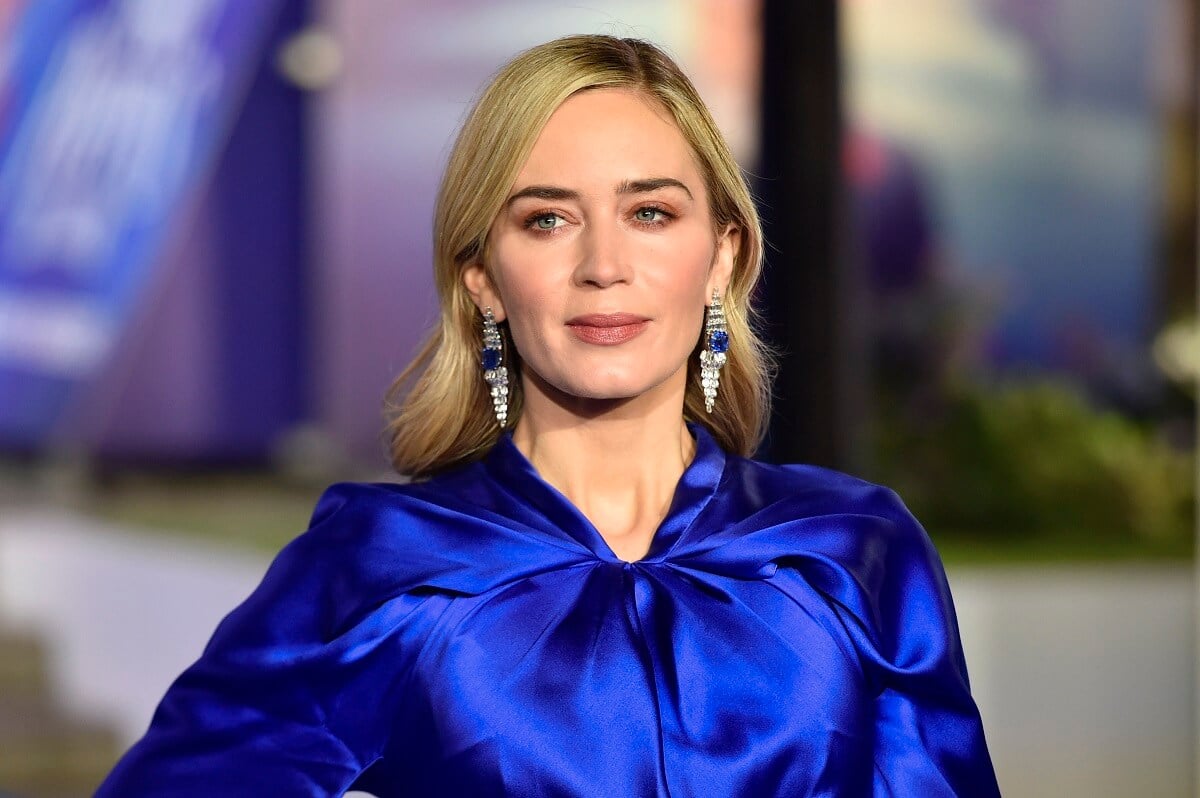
left=711, top=453, right=947, bottom=612
left=307, top=469, right=475, bottom=524
left=302, top=479, right=440, bottom=543
left=296, top=465, right=488, bottom=556
left=680, top=447, right=942, bottom=586
left=271, top=480, right=433, bottom=584
left=711, top=457, right=961, bottom=664
left=230, top=464, right=595, bottom=643
left=222, top=472, right=485, bottom=644
left=718, top=452, right=923, bottom=539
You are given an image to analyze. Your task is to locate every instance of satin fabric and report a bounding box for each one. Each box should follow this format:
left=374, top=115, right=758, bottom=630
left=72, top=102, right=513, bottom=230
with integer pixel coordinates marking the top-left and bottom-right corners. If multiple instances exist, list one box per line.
left=98, top=425, right=1000, bottom=796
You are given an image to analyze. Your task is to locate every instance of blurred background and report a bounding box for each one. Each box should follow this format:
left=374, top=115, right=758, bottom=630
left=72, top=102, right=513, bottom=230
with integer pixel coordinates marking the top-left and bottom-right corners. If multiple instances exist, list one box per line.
left=0, top=0, right=1194, bottom=795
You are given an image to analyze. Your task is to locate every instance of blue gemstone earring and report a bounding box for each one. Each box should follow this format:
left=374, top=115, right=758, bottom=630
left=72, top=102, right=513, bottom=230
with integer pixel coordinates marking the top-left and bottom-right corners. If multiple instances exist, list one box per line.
left=481, top=307, right=508, bottom=427
left=700, top=290, right=728, bottom=413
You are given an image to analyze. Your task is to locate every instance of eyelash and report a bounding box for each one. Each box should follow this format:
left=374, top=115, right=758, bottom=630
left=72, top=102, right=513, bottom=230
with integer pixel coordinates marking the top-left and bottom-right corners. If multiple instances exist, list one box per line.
left=520, top=205, right=675, bottom=234
left=632, top=205, right=673, bottom=225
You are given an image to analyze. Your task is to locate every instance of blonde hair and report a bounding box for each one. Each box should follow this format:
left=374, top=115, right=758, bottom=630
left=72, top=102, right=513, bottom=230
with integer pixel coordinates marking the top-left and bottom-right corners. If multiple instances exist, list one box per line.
left=385, top=35, right=771, bottom=477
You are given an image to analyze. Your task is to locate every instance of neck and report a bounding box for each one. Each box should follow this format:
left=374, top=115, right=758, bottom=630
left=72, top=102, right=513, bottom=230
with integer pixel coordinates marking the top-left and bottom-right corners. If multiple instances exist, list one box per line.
left=510, top=371, right=696, bottom=561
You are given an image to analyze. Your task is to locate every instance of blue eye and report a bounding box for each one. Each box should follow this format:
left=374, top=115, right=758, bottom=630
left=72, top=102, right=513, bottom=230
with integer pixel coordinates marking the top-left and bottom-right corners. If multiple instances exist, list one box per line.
left=635, top=207, right=666, bottom=223
left=532, top=213, right=564, bottom=230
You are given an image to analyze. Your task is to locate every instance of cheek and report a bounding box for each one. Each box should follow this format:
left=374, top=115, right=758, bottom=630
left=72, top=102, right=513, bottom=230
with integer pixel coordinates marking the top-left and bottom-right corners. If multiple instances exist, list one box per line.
left=647, top=234, right=716, bottom=303
left=489, top=245, right=553, bottom=318
left=489, top=265, right=560, bottom=355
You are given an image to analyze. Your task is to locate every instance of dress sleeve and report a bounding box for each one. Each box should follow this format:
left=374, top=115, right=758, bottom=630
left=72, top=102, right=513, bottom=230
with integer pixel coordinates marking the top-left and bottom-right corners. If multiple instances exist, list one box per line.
left=863, top=492, right=1001, bottom=797
left=95, top=485, right=416, bottom=797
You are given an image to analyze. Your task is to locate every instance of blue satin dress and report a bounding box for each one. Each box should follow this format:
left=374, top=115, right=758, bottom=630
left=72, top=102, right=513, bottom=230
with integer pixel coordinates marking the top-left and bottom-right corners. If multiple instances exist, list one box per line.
left=97, top=425, right=1000, bottom=796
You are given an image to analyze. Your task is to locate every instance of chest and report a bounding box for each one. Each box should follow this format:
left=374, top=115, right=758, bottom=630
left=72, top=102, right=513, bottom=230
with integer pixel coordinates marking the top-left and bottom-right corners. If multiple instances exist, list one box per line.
left=366, top=562, right=876, bottom=797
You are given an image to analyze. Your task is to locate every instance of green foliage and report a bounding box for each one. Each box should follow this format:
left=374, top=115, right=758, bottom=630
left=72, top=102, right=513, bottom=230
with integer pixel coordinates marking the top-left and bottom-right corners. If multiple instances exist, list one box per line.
left=873, top=381, right=1194, bottom=555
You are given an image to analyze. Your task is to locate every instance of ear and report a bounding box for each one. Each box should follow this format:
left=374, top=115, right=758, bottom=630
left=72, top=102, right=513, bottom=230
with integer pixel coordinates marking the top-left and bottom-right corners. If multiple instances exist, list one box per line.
left=707, top=223, right=740, bottom=300
left=462, top=260, right=507, bottom=322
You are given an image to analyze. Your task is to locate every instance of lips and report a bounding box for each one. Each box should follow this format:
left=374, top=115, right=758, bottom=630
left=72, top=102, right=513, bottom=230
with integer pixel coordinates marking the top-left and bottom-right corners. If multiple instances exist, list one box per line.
left=565, top=313, right=650, bottom=345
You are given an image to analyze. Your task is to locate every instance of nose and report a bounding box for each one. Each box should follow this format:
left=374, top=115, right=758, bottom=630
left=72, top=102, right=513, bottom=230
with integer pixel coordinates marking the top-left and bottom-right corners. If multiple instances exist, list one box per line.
left=573, top=219, right=632, bottom=288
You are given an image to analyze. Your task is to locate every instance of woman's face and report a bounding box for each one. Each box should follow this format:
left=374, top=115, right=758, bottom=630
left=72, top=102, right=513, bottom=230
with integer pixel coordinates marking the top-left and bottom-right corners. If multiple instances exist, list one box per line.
left=465, top=88, right=737, bottom=412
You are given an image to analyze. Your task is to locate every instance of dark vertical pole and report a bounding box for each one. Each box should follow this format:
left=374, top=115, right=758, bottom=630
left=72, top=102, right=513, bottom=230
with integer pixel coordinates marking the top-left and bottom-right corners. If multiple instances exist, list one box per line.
left=757, top=0, right=859, bottom=468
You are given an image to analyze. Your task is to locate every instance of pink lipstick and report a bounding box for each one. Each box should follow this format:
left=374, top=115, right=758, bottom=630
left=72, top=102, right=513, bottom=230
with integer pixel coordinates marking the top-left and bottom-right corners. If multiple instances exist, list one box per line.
left=565, top=313, right=649, bottom=345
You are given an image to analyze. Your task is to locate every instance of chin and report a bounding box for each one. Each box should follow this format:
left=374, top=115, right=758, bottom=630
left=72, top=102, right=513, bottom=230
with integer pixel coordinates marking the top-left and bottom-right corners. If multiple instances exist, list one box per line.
left=556, top=367, right=680, bottom=404
left=563, top=381, right=647, bottom=402
left=523, top=351, right=688, bottom=406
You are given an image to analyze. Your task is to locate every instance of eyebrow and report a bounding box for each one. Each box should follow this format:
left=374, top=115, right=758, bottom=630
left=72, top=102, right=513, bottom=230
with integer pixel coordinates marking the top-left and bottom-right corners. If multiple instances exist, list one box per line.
left=505, top=177, right=694, bottom=207
left=618, top=177, right=693, bottom=199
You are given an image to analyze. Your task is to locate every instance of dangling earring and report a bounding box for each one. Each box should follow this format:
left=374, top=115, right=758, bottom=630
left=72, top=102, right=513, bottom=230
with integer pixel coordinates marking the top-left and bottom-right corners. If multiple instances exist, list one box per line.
left=481, top=307, right=508, bottom=427
left=699, top=290, right=728, bottom=413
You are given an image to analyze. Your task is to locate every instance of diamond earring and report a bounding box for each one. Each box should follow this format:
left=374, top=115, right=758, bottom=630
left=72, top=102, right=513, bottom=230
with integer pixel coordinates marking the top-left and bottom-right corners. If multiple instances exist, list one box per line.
left=699, top=290, right=728, bottom=413
left=481, top=307, right=508, bottom=427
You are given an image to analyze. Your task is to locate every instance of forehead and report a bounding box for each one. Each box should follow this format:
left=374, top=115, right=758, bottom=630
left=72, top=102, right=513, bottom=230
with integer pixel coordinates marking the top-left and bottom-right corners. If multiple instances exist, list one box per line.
left=512, top=88, right=704, bottom=190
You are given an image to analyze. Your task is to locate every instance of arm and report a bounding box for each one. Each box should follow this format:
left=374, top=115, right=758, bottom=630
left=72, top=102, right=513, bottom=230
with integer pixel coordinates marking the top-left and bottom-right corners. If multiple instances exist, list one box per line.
left=866, top=495, right=1000, bottom=796
left=96, top=487, right=405, bottom=796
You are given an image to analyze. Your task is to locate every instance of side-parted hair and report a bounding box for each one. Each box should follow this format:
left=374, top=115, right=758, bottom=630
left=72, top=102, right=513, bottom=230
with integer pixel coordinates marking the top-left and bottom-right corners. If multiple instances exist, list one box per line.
left=385, top=35, right=771, bottom=477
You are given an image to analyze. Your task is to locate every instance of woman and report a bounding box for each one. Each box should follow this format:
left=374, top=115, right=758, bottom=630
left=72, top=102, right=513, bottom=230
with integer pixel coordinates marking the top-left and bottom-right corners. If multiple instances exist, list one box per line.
left=98, top=35, right=1000, bottom=796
